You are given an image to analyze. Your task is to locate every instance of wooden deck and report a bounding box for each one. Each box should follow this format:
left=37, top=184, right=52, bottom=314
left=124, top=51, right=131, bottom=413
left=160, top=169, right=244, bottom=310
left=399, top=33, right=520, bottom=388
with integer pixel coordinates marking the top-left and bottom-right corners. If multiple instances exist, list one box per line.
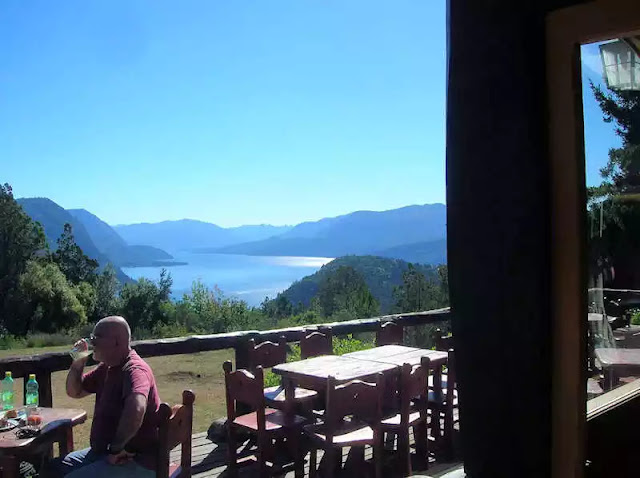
left=173, top=425, right=462, bottom=478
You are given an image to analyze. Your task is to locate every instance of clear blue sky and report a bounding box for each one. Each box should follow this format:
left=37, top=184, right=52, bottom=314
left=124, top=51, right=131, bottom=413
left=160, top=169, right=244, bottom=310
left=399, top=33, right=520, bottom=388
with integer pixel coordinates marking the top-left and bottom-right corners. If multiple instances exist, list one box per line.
left=0, top=2, right=618, bottom=227
left=582, top=43, right=622, bottom=186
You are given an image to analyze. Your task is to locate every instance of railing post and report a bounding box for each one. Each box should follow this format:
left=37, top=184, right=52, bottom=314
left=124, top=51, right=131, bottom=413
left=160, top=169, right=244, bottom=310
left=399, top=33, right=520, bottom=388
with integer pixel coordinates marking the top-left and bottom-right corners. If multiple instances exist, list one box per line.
left=35, top=369, right=53, bottom=407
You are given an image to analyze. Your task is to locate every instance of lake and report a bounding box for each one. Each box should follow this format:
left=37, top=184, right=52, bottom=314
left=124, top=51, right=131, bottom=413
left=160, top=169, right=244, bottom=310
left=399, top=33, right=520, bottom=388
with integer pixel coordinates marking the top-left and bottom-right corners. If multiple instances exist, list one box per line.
left=121, top=253, right=334, bottom=306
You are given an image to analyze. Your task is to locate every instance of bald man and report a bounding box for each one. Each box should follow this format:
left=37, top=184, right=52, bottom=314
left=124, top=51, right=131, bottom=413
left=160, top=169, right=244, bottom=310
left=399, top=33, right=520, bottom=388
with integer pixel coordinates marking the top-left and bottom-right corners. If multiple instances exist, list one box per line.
left=48, top=316, right=161, bottom=478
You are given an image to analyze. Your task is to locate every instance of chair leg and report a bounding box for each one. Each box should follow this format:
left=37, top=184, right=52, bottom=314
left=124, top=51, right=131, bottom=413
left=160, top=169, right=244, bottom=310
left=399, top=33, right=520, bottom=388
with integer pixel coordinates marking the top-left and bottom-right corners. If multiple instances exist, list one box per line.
left=322, top=448, right=339, bottom=478
left=227, top=424, right=238, bottom=478
left=257, top=434, right=269, bottom=478
left=286, top=429, right=304, bottom=478
left=443, top=410, right=455, bottom=461
left=414, top=420, right=429, bottom=470
left=309, top=448, right=317, bottom=478
left=373, top=433, right=383, bottom=478
left=397, top=426, right=411, bottom=477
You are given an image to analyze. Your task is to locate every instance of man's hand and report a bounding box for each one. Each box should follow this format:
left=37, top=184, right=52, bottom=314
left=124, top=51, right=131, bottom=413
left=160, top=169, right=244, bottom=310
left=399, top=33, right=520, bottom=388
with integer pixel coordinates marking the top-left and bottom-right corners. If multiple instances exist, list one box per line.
left=71, top=340, right=90, bottom=366
left=66, top=341, right=91, bottom=399
left=106, top=450, right=135, bottom=466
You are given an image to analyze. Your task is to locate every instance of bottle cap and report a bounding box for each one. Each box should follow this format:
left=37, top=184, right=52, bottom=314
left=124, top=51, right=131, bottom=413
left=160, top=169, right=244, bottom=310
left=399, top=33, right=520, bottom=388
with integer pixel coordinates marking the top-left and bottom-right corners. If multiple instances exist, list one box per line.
left=29, top=374, right=36, bottom=380
left=5, top=371, right=11, bottom=378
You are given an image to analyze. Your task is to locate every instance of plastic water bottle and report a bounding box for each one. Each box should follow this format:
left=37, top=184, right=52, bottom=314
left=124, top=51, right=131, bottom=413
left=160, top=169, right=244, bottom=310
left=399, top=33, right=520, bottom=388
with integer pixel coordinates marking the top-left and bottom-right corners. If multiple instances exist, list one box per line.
left=2, top=372, right=14, bottom=410
left=25, top=374, right=39, bottom=408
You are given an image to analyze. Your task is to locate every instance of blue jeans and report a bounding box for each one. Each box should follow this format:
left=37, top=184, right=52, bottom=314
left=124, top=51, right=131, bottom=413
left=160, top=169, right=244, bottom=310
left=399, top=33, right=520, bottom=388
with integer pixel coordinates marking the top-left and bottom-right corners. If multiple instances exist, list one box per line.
left=46, top=448, right=155, bottom=478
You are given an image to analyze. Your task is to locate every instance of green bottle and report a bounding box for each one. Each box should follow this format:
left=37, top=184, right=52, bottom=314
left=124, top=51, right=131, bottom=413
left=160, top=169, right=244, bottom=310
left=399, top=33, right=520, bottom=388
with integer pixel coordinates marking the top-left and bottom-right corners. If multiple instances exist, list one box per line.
left=25, top=374, right=39, bottom=408
left=2, top=371, right=14, bottom=411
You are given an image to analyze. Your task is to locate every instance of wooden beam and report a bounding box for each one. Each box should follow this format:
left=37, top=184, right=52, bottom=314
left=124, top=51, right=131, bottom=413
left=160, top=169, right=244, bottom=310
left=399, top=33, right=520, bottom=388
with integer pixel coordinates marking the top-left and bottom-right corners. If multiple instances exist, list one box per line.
left=0, top=309, right=451, bottom=378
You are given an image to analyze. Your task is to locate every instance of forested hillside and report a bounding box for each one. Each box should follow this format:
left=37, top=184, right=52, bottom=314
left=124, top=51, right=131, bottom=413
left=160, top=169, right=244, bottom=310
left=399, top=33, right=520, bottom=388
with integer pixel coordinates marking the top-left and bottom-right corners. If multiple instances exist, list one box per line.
left=279, top=255, right=441, bottom=313
left=16, top=198, right=130, bottom=283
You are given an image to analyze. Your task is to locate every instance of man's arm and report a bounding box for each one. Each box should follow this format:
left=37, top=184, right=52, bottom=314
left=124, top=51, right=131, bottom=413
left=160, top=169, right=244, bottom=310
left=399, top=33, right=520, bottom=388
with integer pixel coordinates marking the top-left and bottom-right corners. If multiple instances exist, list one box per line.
left=66, top=357, right=91, bottom=399
left=109, top=393, right=147, bottom=452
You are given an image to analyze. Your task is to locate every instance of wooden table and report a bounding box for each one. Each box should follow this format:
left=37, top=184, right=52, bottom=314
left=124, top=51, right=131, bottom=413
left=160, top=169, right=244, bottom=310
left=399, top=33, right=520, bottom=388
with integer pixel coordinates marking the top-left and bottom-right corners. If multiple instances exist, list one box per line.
left=343, top=345, right=448, bottom=367
left=273, top=355, right=399, bottom=393
left=0, top=408, right=87, bottom=478
left=595, top=348, right=640, bottom=389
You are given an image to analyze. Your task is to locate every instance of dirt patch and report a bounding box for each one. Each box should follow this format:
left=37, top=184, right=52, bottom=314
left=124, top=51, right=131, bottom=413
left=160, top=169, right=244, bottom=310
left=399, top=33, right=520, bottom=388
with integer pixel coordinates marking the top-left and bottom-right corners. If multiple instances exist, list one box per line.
left=164, top=371, right=203, bottom=380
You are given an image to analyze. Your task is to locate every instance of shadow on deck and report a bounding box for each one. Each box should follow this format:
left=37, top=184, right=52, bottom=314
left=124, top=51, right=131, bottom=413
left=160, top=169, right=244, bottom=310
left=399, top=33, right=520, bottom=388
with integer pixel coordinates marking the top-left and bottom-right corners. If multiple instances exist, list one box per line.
left=173, top=429, right=463, bottom=478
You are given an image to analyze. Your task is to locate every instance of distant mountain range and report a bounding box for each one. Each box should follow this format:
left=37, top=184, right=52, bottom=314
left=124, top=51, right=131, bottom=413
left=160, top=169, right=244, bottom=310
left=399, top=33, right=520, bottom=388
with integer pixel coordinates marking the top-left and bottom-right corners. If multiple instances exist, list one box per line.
left=208, top=204, right=447, bottom=263
left=279, top=255, right=440, bottom=313
left=67, top=209, right=175, bottom=267
left=16, top=196, right=447, bottom=294
left=17, top=198, right=132, bottom=283
left=114, top=220, right=292, bottom=253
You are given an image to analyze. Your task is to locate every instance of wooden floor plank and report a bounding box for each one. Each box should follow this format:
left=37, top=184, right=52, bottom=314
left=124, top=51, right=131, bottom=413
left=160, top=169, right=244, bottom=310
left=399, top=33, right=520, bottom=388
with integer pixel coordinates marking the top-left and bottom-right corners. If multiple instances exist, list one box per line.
left=183, top=427, right=460, bottom=478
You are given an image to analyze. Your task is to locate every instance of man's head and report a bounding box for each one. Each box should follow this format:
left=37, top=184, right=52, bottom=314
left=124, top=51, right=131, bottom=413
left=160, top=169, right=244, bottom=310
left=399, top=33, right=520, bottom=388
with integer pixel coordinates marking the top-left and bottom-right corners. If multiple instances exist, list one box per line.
left=91, top=316, right=132, bottom=366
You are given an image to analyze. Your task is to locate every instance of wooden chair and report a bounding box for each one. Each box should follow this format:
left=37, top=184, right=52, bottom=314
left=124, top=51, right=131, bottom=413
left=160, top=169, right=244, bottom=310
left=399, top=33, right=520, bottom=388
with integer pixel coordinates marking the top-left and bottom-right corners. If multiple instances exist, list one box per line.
left=156, top=389, right=195, bottom=478
left=303, top=374, right=385, bottom=478
left=376, top=321, right=404, bottom=346
left=380, top=359, right=431, bottom=476
left=428, top=350, right=458, bottom=460
left=247, top=337, right=318, bottom=409
left=223, top=361, right=306, bottom=478
left=300, top=327, right=333, bottom=359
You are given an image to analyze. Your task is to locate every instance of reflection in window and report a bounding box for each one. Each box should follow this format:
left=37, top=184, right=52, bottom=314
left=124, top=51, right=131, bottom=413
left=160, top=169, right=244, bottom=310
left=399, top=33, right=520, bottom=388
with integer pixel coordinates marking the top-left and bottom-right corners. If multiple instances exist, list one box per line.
left=583, top=38, right=640, bottom=398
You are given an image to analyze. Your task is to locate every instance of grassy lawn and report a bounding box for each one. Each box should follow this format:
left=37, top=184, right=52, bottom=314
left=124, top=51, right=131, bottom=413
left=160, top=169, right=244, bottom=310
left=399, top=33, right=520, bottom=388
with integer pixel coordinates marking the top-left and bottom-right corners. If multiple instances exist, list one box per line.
left=0, top=347, right=234, bottom=449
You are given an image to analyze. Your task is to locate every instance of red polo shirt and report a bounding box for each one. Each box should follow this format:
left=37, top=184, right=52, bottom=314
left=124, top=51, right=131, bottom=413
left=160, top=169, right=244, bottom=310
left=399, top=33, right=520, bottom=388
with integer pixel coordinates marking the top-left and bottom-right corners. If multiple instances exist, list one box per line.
left=82, top=350, right=161, bottom=469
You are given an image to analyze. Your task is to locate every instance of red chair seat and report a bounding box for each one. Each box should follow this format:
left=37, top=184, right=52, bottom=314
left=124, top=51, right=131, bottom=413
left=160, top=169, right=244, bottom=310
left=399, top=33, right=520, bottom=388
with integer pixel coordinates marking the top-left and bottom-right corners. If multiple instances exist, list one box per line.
left=380, top=410, right=423, bottom=427
left=168, top=463, right=181, bottom=478
left=233, top=408, right=306, bottom=432
left=304, top=420, right=374, bottom=447
left=263, top=385, right=318, bottom=403
left=428, top=374, right=449, bottom=390
left=427, top=389, right=458, bottom=406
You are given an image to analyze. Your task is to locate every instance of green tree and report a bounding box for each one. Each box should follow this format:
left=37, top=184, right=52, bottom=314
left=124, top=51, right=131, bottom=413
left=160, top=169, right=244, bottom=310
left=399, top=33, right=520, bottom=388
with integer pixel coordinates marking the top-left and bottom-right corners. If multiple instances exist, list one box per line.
left=394, top=263, right=448, bottom=313
left=52, top=223, right=99, bottom=284
left=175, top=280, right=263, bottom=334
left=73, top=281, right=97, bottom=320
left=13, top=261, right=87, bottom=334
left=0, top=184, right=47, bottom=322
left=92, top=264, right=121, bottom=321
left=314, top=266, right=379, bottom=319
left=261, top=294, right=293, bottom=321
left=589, top=82, right=640, bottom=289
left=118, top=269, right=173, bottom=332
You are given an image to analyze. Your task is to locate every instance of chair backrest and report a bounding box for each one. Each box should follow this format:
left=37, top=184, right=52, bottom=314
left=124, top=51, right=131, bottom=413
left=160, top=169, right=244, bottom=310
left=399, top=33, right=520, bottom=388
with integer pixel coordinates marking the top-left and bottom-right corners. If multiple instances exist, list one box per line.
left=445, top=350, right=456, bottom=406
left=223, top=360, right=266, bottom=418
left=404, top=359, right=430, bottom=402
left=376, top=321, right=404, bottom=346
left=398, top=359, right=430, bottom=424
left=156, top=389, right=195, bottom=478
left=248, top=336, right=287, bottom=369
left=433, top=328, right=454, bottom=351
left=325, top=373, right=384, bottom=431
left=300, top=327, right=333, bottom=359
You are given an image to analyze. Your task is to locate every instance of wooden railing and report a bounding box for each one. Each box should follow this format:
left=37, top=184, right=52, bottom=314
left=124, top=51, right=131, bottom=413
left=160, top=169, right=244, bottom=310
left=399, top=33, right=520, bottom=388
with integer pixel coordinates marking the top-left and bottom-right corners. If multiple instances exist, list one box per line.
left=0, top=308, right=451, bottom=407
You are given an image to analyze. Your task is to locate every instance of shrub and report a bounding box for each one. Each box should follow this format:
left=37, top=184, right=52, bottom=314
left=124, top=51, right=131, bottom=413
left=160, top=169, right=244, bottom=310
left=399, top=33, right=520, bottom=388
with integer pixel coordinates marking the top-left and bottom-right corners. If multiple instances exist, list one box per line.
left=631, top=309, right=640, bottom=326
left=25, top=333, right=74, bottom=348
left=0, top=335, right=27, bottom=350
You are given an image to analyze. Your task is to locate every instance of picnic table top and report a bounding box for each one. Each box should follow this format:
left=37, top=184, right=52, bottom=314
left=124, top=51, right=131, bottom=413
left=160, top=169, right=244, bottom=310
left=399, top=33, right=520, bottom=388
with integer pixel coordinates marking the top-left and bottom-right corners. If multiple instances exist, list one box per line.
left=0, top=408, right=87, bottom=451
left=595, top=347, right=640, bottom=367
left=272, top=354, right=398, bottom=383
left=343, top=345, right=448, bottom=366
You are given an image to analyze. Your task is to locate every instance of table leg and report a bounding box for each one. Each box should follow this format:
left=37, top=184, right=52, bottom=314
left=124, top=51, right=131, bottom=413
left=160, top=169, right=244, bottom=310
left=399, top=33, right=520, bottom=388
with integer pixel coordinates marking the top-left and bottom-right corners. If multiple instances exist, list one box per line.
left=59, top=426, right=74, bottom=457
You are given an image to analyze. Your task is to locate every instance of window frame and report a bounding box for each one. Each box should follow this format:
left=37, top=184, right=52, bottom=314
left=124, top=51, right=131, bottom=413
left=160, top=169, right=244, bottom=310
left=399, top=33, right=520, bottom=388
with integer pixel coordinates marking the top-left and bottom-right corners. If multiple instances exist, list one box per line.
left=546, top=2, right=640, bottom=477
